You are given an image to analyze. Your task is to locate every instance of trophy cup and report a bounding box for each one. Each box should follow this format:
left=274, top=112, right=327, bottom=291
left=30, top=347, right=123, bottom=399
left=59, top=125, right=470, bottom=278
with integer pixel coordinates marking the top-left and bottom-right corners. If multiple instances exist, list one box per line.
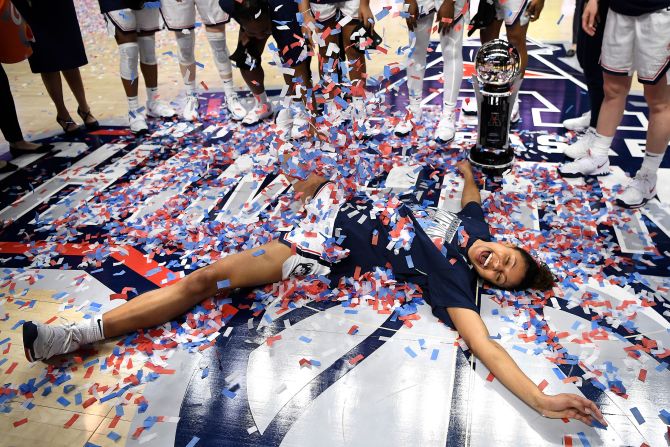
left=469, top=39, right=521, bottom=171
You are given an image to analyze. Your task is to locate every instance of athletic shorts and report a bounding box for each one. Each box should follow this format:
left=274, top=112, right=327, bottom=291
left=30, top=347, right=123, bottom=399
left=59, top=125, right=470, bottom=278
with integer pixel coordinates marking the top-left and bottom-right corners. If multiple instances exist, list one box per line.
left=160, top=0, right=229, bottom=30
left=279, top=181, right=344, bottom=280
left=310, top=0, right=360, bottom=21
left=600, top=7, right=670, bottom=84
left=104, top=7, right=161, bottom=33
left=417, top=0, right=469, bottom=23
left=494, top=0, right=530, bottom=27
left=269, top=0, right=310, bottom=68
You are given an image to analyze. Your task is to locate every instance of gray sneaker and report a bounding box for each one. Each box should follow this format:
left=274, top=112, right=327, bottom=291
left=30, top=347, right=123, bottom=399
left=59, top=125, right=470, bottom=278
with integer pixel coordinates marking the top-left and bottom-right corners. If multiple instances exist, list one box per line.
left=23, top=321, right=83, bottom=362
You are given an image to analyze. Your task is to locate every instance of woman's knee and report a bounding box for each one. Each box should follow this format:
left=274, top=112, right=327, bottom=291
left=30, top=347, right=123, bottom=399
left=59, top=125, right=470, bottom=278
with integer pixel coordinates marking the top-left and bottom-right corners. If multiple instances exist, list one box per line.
left=181, top=263, right=223, bottom=297
left=603, top=74, right=631, bottom=99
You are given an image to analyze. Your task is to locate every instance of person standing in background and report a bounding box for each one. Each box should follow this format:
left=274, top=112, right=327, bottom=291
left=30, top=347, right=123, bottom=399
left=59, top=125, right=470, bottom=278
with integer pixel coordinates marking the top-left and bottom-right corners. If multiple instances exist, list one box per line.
left=12, top=0, right=100, bottom=137
left=100, top=0, right=177, bottom=134
left=0, top=0, right=54, bottom=171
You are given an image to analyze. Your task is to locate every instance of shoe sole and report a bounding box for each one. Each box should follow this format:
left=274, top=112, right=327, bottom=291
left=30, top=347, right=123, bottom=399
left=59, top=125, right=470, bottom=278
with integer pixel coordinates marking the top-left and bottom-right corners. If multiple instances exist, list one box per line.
left=22, top=321, right=38, bottom=362
left=146, top=112, right=177, bottom=119
left=435, top=135, right=455, bottom=145
left=558, top=169, right=610, bottom=178
left=615, top=195, right=655, bottom=209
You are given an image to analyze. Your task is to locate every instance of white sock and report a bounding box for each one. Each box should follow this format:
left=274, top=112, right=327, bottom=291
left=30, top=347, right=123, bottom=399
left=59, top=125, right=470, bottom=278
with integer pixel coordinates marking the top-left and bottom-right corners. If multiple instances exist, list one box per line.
left=591, top=132, right=613, bottom=158
left=77, top=314, right=105, bottom=345
left=255, top=92, right=269, bottom=107
left=146, top=87, right=159, bottom=104
left=185, top=81, right=196, bottom=96
left=223, top=79, right=235, bottom=97
left=640, top=151, right=664, bottom=174
left=128, top=96, right=140, bottom=112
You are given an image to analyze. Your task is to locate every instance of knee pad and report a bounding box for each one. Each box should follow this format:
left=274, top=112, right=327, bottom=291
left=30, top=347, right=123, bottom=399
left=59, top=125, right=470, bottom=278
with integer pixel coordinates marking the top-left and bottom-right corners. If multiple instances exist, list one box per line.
left=137, top=34, right=157, bottom=65
left=118, top=42, right=139, bottom=81
left=176, top=31, right=196, bottom=66
left=206, top=30, right=232, bottom=78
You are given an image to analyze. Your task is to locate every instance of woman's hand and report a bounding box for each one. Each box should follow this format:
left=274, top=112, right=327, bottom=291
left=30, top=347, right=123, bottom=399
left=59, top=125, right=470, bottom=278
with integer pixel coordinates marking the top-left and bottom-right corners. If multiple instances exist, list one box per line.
left=359, top=2, right=375, bottom=30
left=437, top=0, right=455, bottom=34
left=405, top=0, right=419, bottom=31
left=537, top=393, right=607, bottom=427
left=525, top=0, right=545, bottom=22
left=582, top=0, right=599, bottom=36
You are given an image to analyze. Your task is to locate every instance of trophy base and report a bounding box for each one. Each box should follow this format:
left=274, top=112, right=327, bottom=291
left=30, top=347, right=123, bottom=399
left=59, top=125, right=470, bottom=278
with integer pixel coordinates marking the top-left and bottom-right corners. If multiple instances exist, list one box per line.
left=468, top=145, right=514, bottom=171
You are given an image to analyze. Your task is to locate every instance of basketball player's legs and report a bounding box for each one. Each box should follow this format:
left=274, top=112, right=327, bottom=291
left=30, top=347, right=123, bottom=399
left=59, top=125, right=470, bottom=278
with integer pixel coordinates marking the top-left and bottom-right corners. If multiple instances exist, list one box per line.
left=102, top=240, right=291, bottom=337
left=644, top=79, right=670, bottom=159
left=114, top=28, right=140, bottom=99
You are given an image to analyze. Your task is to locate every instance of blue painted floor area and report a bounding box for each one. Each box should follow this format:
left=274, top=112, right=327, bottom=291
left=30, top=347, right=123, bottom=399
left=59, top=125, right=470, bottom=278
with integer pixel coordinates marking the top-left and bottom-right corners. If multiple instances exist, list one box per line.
left=0, top=39, right=669, bottom=447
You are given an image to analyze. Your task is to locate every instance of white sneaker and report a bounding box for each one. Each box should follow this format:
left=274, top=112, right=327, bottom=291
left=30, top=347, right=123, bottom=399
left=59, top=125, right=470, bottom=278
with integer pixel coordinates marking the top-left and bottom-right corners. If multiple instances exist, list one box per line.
left=182, top=95, right=200, bottom=121
left=291, top=107, right=309, bottom=140
left=510, top=99, right=520, bottom=124
left=462, top=97, right=477, bottom=115
left=558, top=154, right=610, bottom=178
left=435, top=108, right=457, bottom=143
left=275, top=107, right=293, bottom=139
left=225, top=93, right=247, bottom=121
left=564, top=128, right=595, bottom=159
left=394, top=102, right=422, bottom=137
left=23, top=321, right=83, bottom=361
left=146, top=100, right=177, bottom=118
left=616, top=169, right=657, bottom=209
left=242, top=102, right=273, bottom=126
left=563, top=111, right=591, bottom=132
left=129, top=108, right=148, bottom=134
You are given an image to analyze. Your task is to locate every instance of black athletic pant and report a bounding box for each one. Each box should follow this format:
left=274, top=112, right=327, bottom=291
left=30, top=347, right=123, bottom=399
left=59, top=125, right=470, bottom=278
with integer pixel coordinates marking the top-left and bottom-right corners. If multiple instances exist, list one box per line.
left=0, top=64, right=24, bottom=144
left=571, top=0, right=583, bottom=45
left=576, top=0, right=608, bottom=128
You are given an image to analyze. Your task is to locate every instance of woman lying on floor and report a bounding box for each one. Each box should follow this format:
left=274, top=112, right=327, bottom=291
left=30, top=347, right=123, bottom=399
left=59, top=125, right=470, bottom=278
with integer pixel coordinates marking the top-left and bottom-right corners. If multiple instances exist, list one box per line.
left=23, top=160, right=606, bottom=427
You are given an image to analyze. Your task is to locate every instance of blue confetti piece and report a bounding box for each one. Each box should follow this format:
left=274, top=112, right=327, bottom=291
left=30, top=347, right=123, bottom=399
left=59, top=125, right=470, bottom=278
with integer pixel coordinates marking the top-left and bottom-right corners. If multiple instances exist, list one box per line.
left=310, top=359, right=321, bottom=367
left=107, top=431, right=121, bottom=442
left=630, top=407, right=645, bottom=425
left=405, top=255, right=414, bottom=268
left=222, top=389, right=236, bottom=399
left=344, top=309, right=358, bottom=314
left=145, top=267, right=162, bottom=277
left=658, top=409, right=670, bottom=424
left=252, top=249, right=265, bottom=257
left=577, top=432, right=591, bottom=447
left=185, top=436, right=200, bottom=447
left=201, top=367, right=209, bottom=379
left=115, top=405, right=124, bottom=417
left=430, top=349, right=439, bottom=360
left=57, top=396, right=70, bottom=407
left=217, top=279, right=230, bottom=289
left=299, top=336, right=312, bottom=343
left=85, top=443, right=102, bottom=447
left=512, top=345, right=528, bottom=353
left=404, top=346, right=417, bottom=358
left=75, top=393, right=82, bottom=405
left=655, top=362, right=668, bottom=372
left=0, top=337, right=10, bottom=346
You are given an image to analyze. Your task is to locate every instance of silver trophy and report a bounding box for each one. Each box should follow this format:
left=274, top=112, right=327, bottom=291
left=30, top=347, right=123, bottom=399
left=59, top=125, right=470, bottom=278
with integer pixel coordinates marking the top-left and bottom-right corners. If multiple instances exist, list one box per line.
left=469, top=39, right=521, bottom=171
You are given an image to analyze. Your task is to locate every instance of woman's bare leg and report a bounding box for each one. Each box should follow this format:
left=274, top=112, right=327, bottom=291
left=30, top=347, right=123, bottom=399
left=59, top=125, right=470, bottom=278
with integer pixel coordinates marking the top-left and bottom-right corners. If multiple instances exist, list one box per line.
left=102, top=240, right=291, bottom=337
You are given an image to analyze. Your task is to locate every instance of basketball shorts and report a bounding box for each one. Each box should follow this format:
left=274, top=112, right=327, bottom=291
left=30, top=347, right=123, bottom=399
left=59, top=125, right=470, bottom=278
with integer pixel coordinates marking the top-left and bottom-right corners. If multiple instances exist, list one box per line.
left=104, top=7, right=161, bottom=33
left=494, top=0, right=530, bottom=27
left=310, top=0, right=360, bottom=21
left=160, top=0, right=229, bottom=30
left=600, top=7, right=670, bottom=84
left=279, top=181, right=345, bottom=280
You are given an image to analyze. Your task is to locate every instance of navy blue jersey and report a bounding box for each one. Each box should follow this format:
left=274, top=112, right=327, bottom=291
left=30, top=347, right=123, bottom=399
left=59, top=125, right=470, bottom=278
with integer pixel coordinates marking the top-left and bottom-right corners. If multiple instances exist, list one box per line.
left=328, top=196, right=491, bottom=328
left=610, top=0, right=670, bottom=15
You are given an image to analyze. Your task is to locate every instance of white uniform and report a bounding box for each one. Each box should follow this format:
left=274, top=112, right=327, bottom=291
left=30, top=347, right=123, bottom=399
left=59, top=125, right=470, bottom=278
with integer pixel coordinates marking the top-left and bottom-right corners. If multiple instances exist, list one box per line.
left=407, top=0, right=470, bottom=107
left=105, top=7, right=161, bottom=33
left=160, top=0, right=229, bottom=30
left=494, top=0, right=530, bottom=27
left=600, top=7, right=670, bottom=84
left=310, top=0, right=360, bottom=21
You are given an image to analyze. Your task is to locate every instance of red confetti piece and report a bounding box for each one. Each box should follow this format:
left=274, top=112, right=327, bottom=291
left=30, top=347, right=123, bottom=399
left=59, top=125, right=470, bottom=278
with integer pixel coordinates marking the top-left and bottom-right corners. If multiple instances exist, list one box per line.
left=486, top=372, right=495, bottom=382
left=5, top=362, right=17, bottom=374
left=13, top=418, right=28, bottom=427
left=64, top=414, right=79, bottom=428
left=349, top=354, right=364, bottom=365
left=347, top=325, right=359, bottom=335
left=638, top=369, right=647, bottom=382
left=44, top=316, right=57, bottom=324
left=538, top=379, right=549, bottom=392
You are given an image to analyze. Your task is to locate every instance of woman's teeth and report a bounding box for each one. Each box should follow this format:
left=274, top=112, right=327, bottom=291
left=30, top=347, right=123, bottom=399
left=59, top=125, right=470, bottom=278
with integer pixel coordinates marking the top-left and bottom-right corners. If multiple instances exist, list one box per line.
left=483, top=252, right=493, bottom=267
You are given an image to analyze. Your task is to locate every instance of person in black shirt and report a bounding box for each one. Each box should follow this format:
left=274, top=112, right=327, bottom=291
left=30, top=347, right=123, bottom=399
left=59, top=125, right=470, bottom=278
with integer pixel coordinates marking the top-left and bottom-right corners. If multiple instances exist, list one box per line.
left=22, top=160, right=607, bottom=430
